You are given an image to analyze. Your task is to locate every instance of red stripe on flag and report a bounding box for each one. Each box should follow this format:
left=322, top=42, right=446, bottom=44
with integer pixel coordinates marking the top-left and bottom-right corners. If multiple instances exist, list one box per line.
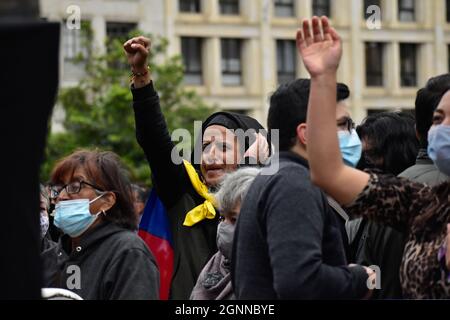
left=139, top=230, right=174, bottom=300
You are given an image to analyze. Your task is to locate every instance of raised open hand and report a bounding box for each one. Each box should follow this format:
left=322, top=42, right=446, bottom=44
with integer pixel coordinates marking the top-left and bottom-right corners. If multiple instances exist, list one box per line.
left=244, top=133, right=270, bottom=165
left=296, top=16, right=342, bottom=78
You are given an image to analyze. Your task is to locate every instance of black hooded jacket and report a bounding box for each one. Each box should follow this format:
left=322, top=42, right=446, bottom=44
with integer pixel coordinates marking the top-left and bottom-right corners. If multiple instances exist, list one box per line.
left=41, top=221, right=159, bottom=300
left=132, top=82, right=266, bottom=299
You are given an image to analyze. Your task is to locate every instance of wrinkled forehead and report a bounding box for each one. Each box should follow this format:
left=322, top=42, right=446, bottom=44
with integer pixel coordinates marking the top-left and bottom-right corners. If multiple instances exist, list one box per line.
left=203, top=125, right=237, bottom=143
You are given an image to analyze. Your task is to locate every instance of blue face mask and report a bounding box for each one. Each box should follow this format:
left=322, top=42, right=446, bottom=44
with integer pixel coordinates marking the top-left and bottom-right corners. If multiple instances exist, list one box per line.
left=338, top=129, right=362, bottom=168
left=427, top=124, right=450, bottom=176
left=54, top=194, right=105, bottom=238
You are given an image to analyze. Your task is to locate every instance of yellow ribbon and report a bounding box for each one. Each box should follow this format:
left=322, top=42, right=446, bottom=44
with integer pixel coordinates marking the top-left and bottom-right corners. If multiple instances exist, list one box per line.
left=182, top=160, right=217, bottom=227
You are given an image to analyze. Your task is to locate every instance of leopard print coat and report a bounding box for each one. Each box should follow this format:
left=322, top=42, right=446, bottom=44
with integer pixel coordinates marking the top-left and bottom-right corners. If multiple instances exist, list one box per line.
left=345, top=173, right=450, bottom=299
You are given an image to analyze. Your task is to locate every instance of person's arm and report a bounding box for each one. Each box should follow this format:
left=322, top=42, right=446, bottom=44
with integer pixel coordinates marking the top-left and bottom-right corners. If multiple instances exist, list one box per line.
left=439, top=224, right=450, bottom=284
left=104, top=248, right=160, bottom=300
left=264, top=171, right=371, bottom=299
left=297, top=17, right=369, bottom=205
left=124, top=37, right=189, bottom=207
left=447, top=224, right=450, bottom=272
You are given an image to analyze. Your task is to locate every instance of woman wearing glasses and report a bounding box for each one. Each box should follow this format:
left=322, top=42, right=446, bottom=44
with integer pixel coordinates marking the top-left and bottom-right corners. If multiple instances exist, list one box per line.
left=41, top=150, right=159, bottom=300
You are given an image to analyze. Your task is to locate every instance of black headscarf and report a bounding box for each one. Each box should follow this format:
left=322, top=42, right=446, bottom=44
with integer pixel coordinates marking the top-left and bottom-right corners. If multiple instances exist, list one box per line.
left=191, top=112, right=270, bottom=167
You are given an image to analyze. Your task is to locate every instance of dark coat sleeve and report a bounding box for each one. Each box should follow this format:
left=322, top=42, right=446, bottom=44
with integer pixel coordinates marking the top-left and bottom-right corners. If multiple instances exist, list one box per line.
left=262, top=171, right=369, bottom=299
left=132, top=83, right=191, bottom=208
left=103, top=248, right=160, bottom=300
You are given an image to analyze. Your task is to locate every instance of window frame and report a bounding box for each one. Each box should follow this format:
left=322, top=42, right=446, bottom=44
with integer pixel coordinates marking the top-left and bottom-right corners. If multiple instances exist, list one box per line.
left=398, top=0, right=416, bottom=22
left=221, top=38, right=243, bottom=86
left=219, top=0, right=240, bottom=15
left=179, top=0, right=201, bottom=13
left=312, top=0, right=331, bottom=18
left=181, top=37, right=204, bottom=85
left=276, top=39, right=297, bottom=85
left=274, top=0, right=296, bottom=18
left=400, top=43, right=418, bottom=87
left=365, top=42, right=384, bottom=87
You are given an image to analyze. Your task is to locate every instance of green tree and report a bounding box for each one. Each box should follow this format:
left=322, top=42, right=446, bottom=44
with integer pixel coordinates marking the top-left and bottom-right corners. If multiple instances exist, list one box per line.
left=41, top=29, right=214, bottom=184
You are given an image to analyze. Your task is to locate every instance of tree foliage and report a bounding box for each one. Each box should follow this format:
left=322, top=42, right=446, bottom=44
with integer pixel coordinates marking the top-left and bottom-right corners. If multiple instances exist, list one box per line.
left=41, top=28, right=214, bottom=185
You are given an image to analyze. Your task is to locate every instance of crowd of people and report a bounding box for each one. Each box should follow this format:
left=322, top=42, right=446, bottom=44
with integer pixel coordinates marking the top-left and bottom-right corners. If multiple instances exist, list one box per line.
left=38, top=16, right=450, bottom=300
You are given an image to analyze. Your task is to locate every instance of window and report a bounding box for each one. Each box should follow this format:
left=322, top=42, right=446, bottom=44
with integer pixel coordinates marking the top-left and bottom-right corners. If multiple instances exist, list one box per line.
left=62, top=20, right=91, bottom=82
left=312, top=0, right=331, bottom=18
left=221, top=39, right=242, bottom=86
left=398, top=0, right=415, bottom=22
left=106, top=22, right=137, bottom=69
left=181, top=37, right=203, bottom=85
left=400, top=43, right=418, bottom=87
left=179, top=0, right=201, bottom=13
left=365, top=42, right=384, bottom=87
left=62, top=20, right=90, bottom=61
left=363, top=0, right=381, bottom=19
left=448, top=45, right=450, bottom=72
left=277, top=40, right=297, bottom=84
left=447, top=0, right=450, bottom=22
left=220, top=0, right=240, bottom=15
left=274, top=0, right=295, bottom=17
left=106, top=22, right=136, bottom=43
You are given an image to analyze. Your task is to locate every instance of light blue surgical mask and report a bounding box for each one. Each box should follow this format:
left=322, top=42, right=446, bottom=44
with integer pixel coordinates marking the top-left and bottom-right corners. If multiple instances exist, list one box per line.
left=338, top=129, right=362, bottom=168
left=428, top=124, right=450, bottom=176
left=54, top=194, right=105, bottom=238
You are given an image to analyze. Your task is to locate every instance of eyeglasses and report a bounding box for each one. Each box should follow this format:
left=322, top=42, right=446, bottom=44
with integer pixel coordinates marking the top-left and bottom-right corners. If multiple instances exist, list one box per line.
left=337, top=117, right=355, bottom=132
left=50, top=180, right=104, bottom=199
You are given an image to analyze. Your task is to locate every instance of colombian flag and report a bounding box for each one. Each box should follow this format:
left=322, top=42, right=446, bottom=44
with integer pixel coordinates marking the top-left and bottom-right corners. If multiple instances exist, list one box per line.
left=138, top=189, right=174, bottom=300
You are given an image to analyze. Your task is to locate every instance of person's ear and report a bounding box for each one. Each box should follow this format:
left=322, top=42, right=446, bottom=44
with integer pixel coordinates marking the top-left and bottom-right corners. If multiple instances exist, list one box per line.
left=99, top=192, right=116, bottom=212
left=296, top=123, right=308, bottom=145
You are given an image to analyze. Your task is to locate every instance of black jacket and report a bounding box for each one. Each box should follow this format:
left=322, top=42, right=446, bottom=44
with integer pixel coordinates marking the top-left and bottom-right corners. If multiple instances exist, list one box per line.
left=232, top=152, right=369, bottom=299
left=132, top=83, right=219, bottom=300
left=41, top=221, right=159, bottom=300
left=132, top=82, right=269, bottom=299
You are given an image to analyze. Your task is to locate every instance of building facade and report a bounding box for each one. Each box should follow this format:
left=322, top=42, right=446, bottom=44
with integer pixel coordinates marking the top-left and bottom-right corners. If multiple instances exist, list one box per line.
left=40, top=0, right=450, bottom=126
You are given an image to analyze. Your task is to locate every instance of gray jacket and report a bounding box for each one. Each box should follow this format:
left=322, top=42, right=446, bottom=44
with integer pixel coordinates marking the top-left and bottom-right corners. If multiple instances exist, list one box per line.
left=398, top=149, right=448, bottom=185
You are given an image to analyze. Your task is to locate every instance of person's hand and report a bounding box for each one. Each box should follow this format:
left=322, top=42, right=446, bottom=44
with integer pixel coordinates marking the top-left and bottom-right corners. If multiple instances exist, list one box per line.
left=349, top=264, right=375, bottom=300
left=244, top=133, right=270, bottom=164
left=296, top=16, right=342, bottom=78
left=363, top=266, right=376, bottom=299
left=123, top=36, right=151, bottom=74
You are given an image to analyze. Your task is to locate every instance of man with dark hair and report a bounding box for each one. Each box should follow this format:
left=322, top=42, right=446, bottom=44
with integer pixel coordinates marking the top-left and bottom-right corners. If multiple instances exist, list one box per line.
left=232, top=79, right=373, bottom=299
left=399, top=74, right=450, bottom=184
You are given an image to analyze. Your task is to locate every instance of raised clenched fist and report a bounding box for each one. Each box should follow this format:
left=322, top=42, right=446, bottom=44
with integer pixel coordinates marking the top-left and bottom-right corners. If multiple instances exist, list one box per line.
left=123, top=36, right=151, bottom=74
